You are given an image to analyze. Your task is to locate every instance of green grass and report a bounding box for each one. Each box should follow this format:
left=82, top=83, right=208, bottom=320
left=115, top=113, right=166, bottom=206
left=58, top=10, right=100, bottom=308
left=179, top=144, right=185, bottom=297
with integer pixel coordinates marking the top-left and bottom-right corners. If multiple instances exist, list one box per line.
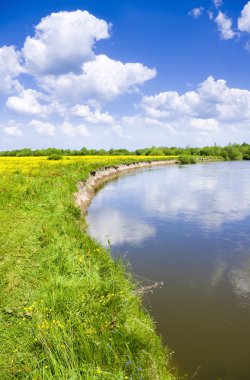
left=0, top=157, right=179, bottom=380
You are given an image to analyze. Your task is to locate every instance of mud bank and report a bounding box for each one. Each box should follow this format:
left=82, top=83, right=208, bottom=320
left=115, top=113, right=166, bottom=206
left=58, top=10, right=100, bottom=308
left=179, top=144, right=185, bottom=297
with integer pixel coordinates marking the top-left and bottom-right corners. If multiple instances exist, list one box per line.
left=75, top=160, right=177, bottom=214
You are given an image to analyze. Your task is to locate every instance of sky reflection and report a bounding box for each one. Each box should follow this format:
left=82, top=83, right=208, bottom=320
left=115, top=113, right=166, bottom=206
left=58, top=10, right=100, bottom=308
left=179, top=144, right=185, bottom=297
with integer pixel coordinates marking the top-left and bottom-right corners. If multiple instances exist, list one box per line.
left=87, top=161, right=250, bottom=380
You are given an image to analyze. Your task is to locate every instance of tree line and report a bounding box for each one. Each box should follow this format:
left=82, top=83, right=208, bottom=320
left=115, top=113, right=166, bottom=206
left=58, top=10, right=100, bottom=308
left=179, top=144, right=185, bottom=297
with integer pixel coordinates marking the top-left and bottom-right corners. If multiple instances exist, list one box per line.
left=1, top=143, right=250, bottom=160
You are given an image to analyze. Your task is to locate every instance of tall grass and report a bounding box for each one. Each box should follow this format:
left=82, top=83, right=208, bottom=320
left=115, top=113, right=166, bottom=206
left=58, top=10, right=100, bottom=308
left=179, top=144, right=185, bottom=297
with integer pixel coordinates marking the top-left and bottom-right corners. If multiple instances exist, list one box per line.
left=0, top=156, right=179, bottom=380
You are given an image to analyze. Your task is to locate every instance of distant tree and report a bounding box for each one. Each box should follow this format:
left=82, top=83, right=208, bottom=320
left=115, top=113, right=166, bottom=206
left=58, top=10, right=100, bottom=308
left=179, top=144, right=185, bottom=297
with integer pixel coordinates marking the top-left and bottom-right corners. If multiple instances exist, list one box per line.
left=98, top=149, right=108, bottom=156
left=224, top=145, right=243, bottom=161
left=16, top=148, right=32, bottom=157
left=242, top=147, right=250, bottom=160
left=149, top=148, right=164, bottom=156
left=80, top=147, right=89, bottom=155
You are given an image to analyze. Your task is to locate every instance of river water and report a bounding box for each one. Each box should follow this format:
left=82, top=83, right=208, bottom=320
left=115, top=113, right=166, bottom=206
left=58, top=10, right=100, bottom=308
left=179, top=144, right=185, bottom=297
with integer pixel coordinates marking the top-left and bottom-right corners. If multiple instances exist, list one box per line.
left=87, top=161, right=250, bottom=380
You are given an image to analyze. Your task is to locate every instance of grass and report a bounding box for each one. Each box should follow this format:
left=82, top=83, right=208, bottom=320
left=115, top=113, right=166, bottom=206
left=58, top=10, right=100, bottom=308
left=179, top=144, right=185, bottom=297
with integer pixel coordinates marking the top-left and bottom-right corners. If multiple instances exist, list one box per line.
left=0, top=156, right=179, bottom=380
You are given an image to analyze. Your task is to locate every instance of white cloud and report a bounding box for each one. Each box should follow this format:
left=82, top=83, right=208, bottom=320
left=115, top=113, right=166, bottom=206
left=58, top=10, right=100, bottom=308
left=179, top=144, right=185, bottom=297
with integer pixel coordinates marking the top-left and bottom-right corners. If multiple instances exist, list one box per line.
left=1, top=9, right=250, bottom=148
left=61, top=122, right=90, bottom=137
left=214, top=0, right=223, bottom=9
left=3, top=126, right=22, bottom=136
left=23, top=10, right=110, bottom=75
left=111, top=124, right=130, bottom=139
left=29, top=119, right=55, bottom=136
left=48, top=101, right=67, bottom=117
left=187, top=118, right=220, bottom=131
left=215, top=11, right=236, bottom=40
left=39, top=54, right=157, bottom=103
left=141, top=90, right=197, bottom=119
left=238, top=1, right=250, bottom=33
left=6, top=89, right=47, bottom=116
left=208, top=11, right=214, bottom=20
left=3, top=123, right=22, bottom=137
left=70, top=104, right=114, bottom=124
left=138, top=76, right=250, bottom=135
left=0, top=9, right=157, bottom=148
left=20, top=11, right=156, bottom=106
left=0, top=46, right=23, bottom=94
left=198, top=76, right=250, bottom=121
left=188, top=7, right=204, bottom=19
left=244, top=40, right=250, bottom=51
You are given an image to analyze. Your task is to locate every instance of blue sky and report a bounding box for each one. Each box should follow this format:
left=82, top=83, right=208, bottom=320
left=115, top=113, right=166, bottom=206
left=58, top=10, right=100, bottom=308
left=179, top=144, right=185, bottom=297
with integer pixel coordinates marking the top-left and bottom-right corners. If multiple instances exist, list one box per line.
left=1, top=0, right=250, bottom=149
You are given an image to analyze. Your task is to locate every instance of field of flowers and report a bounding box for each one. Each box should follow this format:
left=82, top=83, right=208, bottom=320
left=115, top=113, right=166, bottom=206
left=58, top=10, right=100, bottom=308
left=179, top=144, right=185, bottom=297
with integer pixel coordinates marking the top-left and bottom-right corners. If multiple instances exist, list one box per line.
left=0, top=155, right=177, bottom=174
left=0, top=156, right=179, bottom=380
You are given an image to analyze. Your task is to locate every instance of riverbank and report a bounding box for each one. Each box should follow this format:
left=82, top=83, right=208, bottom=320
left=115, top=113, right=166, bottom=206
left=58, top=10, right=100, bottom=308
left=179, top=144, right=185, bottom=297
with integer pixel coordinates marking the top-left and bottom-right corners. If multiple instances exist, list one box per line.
left=75, top=160, right=177, bottom=214
left=0, top=156, right=179, bottom=380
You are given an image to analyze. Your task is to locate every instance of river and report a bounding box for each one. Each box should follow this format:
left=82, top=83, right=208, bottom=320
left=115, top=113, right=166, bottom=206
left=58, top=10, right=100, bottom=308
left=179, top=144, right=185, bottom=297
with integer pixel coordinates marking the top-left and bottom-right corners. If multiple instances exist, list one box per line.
left=87, top=161, right=250, bottom=380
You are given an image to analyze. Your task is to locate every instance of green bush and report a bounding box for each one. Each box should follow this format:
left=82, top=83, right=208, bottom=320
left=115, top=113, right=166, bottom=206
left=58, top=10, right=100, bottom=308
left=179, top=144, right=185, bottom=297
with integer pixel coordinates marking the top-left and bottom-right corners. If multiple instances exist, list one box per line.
left=47, top=153, right=63, bottom=160
left=179, top=154, right=197, bottom=165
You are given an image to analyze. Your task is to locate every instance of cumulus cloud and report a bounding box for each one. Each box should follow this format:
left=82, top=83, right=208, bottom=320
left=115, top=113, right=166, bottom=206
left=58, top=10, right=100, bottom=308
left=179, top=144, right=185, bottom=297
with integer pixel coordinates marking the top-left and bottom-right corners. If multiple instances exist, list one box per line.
left=20, top=11, right=155, bottom=104
left=1, top=8, right=249, bottom=148
left=244, top=40, right=250, bottom=51
left=188, top=7, right=204, bottom=19
left=214, top=0, right=223, bottom=9
left=208, top=11, right=214, bottom=20
left=29, top=119, right=55, bottom=136
left=70, top=104, right=114, bottom=124
left=121, top=115, right=184, bottom=137
left=111, top=124, right=130, bottom=139
left=187, top=118, right=220, bottom=131
left=0, top=46, right=23, bottom=93
left=3, top=126, right=22, bottom=136
left=6, top=89, right=47, bottom=116
left=138, top=76, right=250, bottom=136
left=2, top=120, right=23, bottom=137
left=0, top=9, right=157, bottom=146
left=39, top=54, right=156, bottom=103
left=215, top=11, right=236, bottom=40
left=238, top=1, right=250, bottom=33
left=61, top=122, right=90, bottom=137
left=23, top=10, right=110, bottom=75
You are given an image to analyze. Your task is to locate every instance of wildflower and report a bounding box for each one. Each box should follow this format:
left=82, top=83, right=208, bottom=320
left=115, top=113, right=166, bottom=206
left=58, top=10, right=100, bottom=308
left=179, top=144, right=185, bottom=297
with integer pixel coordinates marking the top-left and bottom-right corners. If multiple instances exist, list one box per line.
left=86, top=327, right=95, bottom=335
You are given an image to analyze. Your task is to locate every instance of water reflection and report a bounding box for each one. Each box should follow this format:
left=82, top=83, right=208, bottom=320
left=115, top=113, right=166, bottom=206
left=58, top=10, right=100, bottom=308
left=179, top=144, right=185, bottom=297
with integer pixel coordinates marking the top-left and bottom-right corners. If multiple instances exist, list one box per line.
left=210, top=259, right=228, bottom=288
left=87, top=161, right=250, bottom=380
left=230, top=257, right=250, bottom=303
left=88, top=208, right=155, bottom=245
left=141, top=164, right=250, bottom=229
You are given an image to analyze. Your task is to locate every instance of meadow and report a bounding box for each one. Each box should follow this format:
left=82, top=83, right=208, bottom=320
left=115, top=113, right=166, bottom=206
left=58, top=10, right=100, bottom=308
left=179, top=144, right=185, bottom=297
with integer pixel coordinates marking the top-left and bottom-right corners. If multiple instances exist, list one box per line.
left=0, top=156, right=179, bottom=380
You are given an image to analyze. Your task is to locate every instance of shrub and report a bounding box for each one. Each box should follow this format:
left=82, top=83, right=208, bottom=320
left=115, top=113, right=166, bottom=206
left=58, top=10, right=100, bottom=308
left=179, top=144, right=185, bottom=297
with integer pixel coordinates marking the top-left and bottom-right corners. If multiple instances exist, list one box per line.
left=47, top=153, right=63, bottom=160
left=179, top=154, right=197, bottom=165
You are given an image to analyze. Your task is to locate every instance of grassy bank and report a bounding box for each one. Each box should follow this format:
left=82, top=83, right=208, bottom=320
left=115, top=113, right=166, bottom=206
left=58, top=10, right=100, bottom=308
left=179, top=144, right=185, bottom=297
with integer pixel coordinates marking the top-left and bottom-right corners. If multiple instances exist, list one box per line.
left=0, top=156, right=179, bottom=380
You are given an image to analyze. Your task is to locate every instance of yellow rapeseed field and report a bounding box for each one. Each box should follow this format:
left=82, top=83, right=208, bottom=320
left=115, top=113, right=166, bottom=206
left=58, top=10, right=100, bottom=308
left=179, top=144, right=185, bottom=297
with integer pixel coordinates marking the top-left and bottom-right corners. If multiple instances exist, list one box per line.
left=0, top=155, right=178, bottom=174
